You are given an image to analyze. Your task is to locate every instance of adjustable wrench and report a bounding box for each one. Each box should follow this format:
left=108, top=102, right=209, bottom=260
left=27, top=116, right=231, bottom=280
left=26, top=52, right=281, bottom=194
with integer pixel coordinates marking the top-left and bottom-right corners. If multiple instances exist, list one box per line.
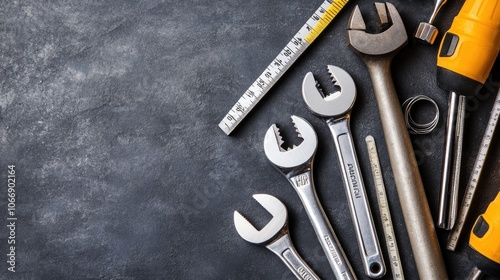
left=234, top=194, right=320, bottom=280
left=347, top=3, right=448, bottom=279
left=263, top=116, right=356, bottom=280
left=302, top=65, right=385, bottom=279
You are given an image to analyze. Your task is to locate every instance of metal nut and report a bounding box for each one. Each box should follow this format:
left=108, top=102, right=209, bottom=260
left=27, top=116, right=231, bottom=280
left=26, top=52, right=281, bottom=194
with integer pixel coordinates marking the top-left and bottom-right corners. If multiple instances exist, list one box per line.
left=414, top=22, right=438, bottom=44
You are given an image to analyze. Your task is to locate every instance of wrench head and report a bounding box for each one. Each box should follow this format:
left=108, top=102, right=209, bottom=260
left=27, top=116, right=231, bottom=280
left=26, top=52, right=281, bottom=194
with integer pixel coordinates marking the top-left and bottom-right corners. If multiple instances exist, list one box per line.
left=347, top=3, right=407, bottom=56
left=233, top=194, right=287, bottom=245
left=263, top=115, right=317, bottom=170
left=302, top=65, right=356, bottom=118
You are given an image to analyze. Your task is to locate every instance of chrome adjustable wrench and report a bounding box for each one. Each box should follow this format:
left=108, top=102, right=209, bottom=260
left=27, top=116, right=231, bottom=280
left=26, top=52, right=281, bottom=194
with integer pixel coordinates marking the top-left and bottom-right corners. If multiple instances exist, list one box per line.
left=347, top=3, right=447, bottom=279
left=302, top=65, right=385, bottom=279
left=263, top=116, right=356, bottom=280
left=234, top=194, right=320, bottom=280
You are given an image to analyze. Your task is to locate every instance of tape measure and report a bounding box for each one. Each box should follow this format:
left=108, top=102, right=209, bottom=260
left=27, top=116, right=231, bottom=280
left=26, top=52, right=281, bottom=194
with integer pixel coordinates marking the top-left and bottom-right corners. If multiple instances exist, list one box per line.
left=366, top=136, right=405, bottom=280
left=218, top=0, right=349, bottom=135
left=447, top=88, right=500, bottom=251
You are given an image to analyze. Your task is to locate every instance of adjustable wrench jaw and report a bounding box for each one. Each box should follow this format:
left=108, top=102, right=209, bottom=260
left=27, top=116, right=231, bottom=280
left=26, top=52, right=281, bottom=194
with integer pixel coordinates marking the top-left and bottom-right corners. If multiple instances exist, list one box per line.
left=302, top=65, right=356, bottom=119
left=263, top=115, right=317, bottom=176
left=233, top=194, right=288, bottom=245
left=347, top=2, right=407, bottom=57
left=234, top=194, right=322, bottom=280
left=263, top=118, right=357, bottom=279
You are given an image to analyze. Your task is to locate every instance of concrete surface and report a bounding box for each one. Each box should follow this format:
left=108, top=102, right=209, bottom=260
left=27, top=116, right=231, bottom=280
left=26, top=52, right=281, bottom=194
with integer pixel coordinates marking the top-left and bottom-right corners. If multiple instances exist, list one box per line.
left=0, top=0, right=499, bottom=279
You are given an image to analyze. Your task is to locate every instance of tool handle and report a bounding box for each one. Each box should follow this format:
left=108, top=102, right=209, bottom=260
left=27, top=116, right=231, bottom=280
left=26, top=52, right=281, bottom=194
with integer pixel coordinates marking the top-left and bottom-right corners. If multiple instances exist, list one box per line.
left=326, top=118, right=386, bottom=279
left=365, top=59, right=448, bottom=280
left=469, top=191, right=500, bottom=276
left=267, top=234, right=321, bottom=280
left=289, top=171, right=357, bottom=280
left=437, top=0, right=500, bottom=95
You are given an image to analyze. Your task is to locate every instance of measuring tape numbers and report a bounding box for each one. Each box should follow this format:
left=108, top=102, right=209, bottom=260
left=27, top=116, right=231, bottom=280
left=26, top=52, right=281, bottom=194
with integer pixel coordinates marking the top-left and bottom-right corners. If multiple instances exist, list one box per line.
left=218, top=0, right=349, bottom=135
left=366, top=135, right=405, bottom=280
left=447, top=88, right=500, bottom=251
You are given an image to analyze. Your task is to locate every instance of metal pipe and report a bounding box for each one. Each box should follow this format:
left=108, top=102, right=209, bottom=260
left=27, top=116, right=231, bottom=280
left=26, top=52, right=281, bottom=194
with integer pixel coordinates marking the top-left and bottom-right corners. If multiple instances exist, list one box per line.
left=364, top=58, right=448, bottom=279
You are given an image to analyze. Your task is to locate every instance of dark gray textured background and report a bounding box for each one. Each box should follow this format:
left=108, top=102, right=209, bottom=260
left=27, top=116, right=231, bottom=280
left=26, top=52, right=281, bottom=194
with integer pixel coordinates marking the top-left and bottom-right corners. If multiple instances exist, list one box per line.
left=1, top=0, right=499, bottom=279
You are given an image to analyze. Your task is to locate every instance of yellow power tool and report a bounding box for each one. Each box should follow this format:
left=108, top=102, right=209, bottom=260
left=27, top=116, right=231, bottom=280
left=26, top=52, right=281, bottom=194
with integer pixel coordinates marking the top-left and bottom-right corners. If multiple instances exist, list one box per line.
left=436, top=0, right=500, bottom=230
left=467, top=191, right=500, bottom=279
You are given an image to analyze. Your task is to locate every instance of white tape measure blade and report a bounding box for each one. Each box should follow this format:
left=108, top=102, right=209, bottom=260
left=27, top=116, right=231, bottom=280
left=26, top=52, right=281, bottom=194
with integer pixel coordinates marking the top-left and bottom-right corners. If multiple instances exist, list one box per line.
left=365, top=135, right=405, bottom=280
left=218, top=37, right=308, bottom=135
left=219, top=0, right=348, bottom=135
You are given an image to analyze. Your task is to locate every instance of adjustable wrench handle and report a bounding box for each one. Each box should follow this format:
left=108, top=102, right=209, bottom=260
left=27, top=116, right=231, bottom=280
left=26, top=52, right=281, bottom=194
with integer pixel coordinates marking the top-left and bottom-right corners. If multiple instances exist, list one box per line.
left=267, top=234, right=321, bottom=280
left=326, top=118, right=386, bottom=279
left=364, top=58, right=447, bottom=280
left=288, top=171, right=357, bottom=280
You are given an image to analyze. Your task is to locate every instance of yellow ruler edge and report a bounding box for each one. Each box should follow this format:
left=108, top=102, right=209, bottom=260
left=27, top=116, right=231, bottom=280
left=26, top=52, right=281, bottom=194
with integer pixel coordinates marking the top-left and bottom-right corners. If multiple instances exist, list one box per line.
left=305, top=0, right=349, bottom=43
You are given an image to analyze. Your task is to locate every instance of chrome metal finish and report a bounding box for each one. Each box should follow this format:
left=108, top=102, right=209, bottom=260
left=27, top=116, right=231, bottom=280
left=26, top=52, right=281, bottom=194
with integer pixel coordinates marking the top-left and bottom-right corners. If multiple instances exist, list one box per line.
left=302, top=65, right=385, bottom=279
left=466, top=267, right=484, bottom=280
left=439, top=92, right=466, bottom=230
left=234, top=194, right=320, bottom=280
left=263, top=116, right=356, bottom=280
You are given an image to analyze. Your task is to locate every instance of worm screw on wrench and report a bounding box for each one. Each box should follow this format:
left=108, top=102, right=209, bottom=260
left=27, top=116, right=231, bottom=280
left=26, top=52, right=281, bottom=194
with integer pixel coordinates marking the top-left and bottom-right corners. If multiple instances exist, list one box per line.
left=263, top=116, right=356, bottom=280
left=347, top=3, right=448, bottom=279
left=302, top=65, right=385, bottom=279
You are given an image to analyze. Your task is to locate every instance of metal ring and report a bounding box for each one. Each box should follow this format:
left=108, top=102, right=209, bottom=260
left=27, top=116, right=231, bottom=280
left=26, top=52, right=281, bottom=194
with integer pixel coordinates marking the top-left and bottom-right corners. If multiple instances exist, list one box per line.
left=402, top=95, right=439, bottom=134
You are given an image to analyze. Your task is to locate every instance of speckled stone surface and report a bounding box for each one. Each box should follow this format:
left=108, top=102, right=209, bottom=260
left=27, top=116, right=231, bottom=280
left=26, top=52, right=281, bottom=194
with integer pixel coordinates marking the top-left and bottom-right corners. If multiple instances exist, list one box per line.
left=0, top=0, right=499, bottom=279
